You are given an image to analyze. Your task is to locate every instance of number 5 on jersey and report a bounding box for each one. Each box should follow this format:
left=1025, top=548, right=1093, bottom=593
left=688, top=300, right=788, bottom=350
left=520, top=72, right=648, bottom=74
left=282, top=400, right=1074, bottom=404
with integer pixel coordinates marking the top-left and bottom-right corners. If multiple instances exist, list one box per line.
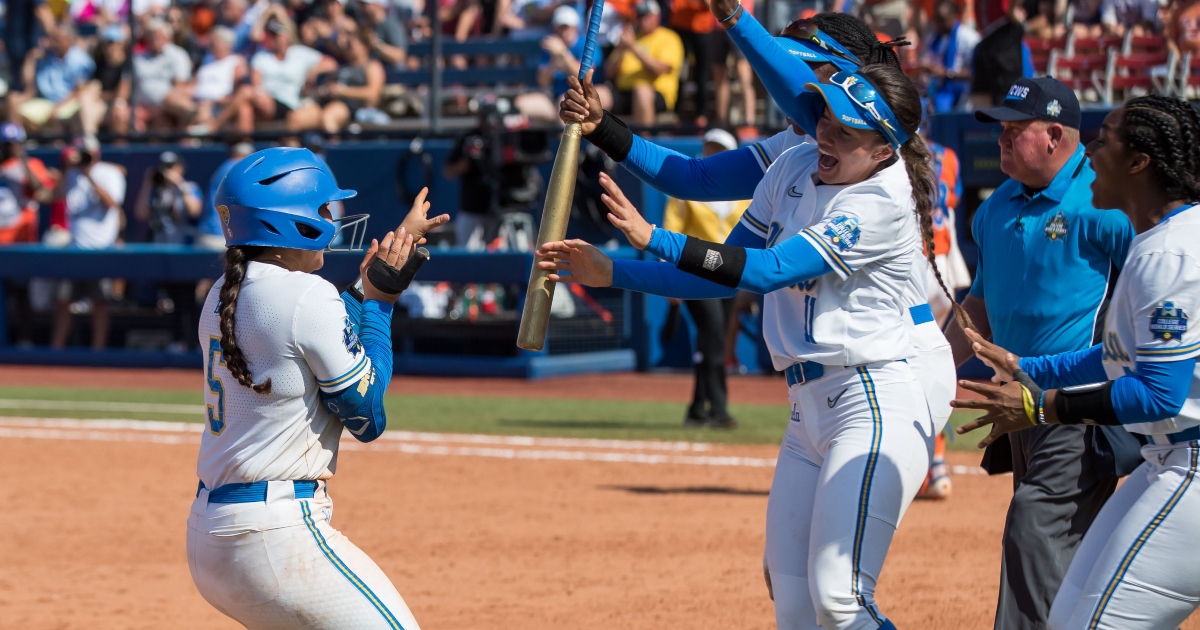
left=206, top=337, right=226, bottom=435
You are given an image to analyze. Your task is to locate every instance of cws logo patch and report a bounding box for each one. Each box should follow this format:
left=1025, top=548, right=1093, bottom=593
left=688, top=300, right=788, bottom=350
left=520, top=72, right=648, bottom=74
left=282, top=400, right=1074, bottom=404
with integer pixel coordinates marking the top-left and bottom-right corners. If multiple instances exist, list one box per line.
left=1046, top=99, right=1062, bottom=117
left=1149, top=302, right=1188, bottom=341
left=823, top=215, right=861, bottom=252
left=1044, top=211, right=1068, bottom=240
left=342, top=316, right=363, bottom=358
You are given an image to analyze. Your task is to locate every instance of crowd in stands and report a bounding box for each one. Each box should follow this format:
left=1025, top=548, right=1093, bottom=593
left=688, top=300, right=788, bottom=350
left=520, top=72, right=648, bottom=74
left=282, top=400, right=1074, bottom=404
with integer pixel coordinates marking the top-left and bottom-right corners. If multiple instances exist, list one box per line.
left=0, top=0, right=1195, bottom=137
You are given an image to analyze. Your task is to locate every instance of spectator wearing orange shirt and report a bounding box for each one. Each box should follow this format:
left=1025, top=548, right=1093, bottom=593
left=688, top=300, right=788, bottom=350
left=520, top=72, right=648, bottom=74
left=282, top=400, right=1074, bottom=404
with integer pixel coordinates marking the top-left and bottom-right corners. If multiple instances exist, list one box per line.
left=0, top=123, right=54, bottom=245
left=669, top=0, right=717, bottom=126
left=1166, top=0, right=1200, bottom=57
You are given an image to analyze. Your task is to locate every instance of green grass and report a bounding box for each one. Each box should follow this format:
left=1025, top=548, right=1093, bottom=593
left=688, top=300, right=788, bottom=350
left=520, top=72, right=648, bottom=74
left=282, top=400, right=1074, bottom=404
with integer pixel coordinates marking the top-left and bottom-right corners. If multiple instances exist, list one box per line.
left=0, top=385, right=990, bottom=450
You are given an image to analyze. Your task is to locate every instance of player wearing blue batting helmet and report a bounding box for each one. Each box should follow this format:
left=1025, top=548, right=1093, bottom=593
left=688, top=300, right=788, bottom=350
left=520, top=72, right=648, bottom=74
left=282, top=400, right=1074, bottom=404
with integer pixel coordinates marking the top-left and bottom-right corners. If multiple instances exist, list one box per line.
left=214, top=146, right=368, bottom=251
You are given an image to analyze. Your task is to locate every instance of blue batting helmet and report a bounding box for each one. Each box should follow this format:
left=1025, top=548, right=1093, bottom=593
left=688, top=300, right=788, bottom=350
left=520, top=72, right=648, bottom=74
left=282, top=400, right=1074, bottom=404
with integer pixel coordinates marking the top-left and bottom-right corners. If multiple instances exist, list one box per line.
left=215, top=147, right=362, bottom=250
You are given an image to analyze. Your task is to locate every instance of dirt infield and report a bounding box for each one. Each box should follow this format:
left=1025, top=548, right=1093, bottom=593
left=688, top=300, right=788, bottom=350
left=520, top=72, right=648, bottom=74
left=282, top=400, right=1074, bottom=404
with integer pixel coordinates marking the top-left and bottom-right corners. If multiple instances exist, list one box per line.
left=1, top=366, right=1196, bottom=629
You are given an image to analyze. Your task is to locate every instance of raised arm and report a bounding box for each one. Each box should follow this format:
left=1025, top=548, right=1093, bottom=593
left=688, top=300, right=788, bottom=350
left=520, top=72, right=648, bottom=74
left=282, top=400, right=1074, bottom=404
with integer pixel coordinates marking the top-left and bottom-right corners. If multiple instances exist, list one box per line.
left=721, top=11, right=824, bottom=136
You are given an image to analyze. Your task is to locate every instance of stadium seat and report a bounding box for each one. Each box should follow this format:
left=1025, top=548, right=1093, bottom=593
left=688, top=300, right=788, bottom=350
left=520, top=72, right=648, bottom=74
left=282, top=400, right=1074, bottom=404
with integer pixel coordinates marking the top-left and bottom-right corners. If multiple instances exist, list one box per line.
left=387, top=37, right=545, bottom=90
left=1025, top=37, right=1064, bottom=75
left=1049, top=49, right=1109, bottom=94
left=1123, top=33, right=1167, bottom=54
left=1093, top=50, right=1169, bottom=105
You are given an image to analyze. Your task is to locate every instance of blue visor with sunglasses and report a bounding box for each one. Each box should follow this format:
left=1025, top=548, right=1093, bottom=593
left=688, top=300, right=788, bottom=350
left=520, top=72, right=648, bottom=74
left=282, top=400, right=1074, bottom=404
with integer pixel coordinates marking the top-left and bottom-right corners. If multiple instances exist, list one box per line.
left=778, top=19, right=863, bottom=73
left=805, top=71, right=909, bottom=149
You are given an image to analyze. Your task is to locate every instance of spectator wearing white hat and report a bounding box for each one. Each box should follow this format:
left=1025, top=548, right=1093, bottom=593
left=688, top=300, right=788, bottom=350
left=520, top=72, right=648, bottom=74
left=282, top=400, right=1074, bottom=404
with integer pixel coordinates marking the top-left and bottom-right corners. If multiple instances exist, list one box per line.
left=51, top=136, right=126, bottom=351
left=661, top=128, right=746, bottom=429
left=518, top=5, right=607, bottom=122
left=132, top=19, right=197, bottom=132
left=189, top=26, right=249, bottom=132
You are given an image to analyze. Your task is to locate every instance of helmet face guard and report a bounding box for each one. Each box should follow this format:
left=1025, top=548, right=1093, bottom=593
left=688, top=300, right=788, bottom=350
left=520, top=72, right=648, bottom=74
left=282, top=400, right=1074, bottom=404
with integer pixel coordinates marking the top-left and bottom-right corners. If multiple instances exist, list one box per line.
left=327, top=213, right=370, bottom=252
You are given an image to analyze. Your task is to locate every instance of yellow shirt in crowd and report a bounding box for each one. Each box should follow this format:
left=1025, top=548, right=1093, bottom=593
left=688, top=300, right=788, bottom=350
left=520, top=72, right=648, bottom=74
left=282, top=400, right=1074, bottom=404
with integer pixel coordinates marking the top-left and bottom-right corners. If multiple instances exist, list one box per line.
left=663, top=197, right=751, bottom=243
left=615, top=26, right=685, bottom=110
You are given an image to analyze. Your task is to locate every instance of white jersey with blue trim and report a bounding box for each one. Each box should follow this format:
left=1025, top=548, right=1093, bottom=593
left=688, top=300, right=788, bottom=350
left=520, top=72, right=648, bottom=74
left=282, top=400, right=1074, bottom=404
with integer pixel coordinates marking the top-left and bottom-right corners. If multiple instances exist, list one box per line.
left=748, top=128, right=809, bottom=173
left=196, top=262, right=370, bottom=489
left=737, top=144, right=921, bottom=368
left=1101, top=205, right=1200, bottom=436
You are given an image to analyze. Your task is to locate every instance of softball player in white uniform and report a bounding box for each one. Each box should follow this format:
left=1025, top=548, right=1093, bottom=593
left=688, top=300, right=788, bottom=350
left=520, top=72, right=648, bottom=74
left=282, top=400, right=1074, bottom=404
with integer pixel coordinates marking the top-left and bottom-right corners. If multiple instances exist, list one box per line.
left=955, top=96, right=1200, bottom=629
left=539, top=63, right=954, bottom=629
left=188, top=146, right=444, bottom=629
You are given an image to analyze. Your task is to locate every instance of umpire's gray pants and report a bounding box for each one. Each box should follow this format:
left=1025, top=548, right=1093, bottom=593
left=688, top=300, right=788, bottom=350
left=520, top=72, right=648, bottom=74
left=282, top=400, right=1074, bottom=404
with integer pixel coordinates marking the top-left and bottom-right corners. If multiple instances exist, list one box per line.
left=994, top=425, right=1118, bottom=630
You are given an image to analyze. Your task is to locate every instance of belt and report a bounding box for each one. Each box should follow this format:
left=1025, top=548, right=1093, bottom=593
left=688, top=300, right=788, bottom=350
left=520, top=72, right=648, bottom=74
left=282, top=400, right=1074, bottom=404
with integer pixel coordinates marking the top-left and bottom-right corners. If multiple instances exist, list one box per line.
left=908, top=303, right=934, bottom=325
left=785, top=362, right=825, bottom=387
left=196, top=480, right=319, bottom=503
left=1148, top=426, right=1200, bottom=446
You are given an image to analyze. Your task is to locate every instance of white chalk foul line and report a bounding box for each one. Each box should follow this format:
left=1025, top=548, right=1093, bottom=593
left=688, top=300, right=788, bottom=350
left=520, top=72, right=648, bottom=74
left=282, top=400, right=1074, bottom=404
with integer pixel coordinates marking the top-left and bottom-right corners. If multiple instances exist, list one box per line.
left=0, top=399, right=204, bottom=415
left=0, top=416, right=991, bottom=474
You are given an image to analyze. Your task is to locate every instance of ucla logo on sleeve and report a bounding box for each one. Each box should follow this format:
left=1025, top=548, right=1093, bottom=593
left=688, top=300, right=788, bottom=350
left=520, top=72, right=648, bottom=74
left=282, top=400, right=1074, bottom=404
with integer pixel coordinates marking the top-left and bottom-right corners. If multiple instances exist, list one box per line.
left=1149, top=302, right=1188, bottom=341
left=823, top=215, right=861, bottom=252
left=1046, top=99, right=1062, bottom=117
left=1044, top=211, right=1068, bottom=240
left=342, top=316, right=362, bottom=358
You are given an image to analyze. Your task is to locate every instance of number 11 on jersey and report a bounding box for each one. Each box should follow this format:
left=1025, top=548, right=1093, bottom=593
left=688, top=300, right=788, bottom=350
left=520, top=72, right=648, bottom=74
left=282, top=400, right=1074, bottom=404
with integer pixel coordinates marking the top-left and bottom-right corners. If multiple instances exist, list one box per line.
left=206, top=337, right=226, bottom=435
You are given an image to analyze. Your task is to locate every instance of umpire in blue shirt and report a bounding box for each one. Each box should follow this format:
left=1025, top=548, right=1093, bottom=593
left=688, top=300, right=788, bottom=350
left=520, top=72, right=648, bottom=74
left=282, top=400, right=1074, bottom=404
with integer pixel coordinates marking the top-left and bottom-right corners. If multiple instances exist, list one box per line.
left=943, top=77, right=1143, bottom=630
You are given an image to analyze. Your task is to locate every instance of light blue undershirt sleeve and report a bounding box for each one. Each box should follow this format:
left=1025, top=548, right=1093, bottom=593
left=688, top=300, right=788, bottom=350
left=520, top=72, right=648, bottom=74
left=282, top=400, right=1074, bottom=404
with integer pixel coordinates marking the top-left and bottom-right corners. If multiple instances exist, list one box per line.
left=725, top=12, right=825, bottom=136
left=644, top=227, right=833, bottom=294
left=319, top=300, right=394, bottom=443
left=1018, top=345, right=1106, bottom=389
left=622, top=136, right=768, bottom=201
left=611, top=260, right=739, bottom=299
left=1110, top=358, right=1195, bottom=424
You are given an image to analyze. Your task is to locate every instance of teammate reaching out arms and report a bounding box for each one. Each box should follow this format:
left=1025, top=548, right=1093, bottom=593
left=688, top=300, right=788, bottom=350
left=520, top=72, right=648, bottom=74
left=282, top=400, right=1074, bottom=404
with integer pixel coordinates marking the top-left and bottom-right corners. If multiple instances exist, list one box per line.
left=541, top=63, right=960, bottom=630
left=188, top=147, right=446, bottom=629
left=953, top=96, right=1200, bottom=630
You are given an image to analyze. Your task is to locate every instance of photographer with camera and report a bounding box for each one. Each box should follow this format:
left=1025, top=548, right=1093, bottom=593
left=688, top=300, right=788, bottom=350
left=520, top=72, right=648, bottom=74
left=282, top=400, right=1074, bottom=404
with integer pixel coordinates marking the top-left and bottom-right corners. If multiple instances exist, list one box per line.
left=443, top=96, right=546, bottom=250
left=50, top=136, right=126, bottom=351
left=134, top=151, right=203, bottom=245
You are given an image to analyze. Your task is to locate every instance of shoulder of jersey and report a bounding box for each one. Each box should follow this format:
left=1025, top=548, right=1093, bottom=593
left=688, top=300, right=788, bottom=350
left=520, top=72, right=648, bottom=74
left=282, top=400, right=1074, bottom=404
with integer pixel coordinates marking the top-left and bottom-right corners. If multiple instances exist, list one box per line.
left=765, top=142, right=819, bottom=175
left=1143, top=207, right=1200, bottom=254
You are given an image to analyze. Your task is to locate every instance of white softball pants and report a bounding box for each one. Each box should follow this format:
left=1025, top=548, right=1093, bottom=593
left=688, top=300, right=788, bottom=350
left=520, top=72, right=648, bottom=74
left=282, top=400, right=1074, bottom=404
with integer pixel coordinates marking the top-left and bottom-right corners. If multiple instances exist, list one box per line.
left=187, top=481, right=421, bottom=630
left=766, top=360, right=935, bottom=630
left=1048, top=441, right=1200, bottom=630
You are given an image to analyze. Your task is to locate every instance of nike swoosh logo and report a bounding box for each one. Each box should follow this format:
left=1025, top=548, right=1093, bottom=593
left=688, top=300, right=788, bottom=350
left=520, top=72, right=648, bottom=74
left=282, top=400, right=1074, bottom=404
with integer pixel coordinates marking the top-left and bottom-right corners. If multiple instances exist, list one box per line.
left=787, top=186, right=804, bottom=198
left=827, top=388, right=848, bottom=408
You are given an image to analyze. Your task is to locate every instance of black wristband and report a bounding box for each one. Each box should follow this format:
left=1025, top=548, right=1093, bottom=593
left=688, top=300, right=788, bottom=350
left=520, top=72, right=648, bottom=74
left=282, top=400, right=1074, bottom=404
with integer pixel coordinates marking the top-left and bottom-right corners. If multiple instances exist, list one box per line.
left=676, top=236, right=746, bottom=288
left=343, top=280, right=365, bottom=304
left=1054, top=381, right=1119, bottom=426
left=585, top=110, right=634, bottom=162
left=366, top=247, right=430, bottom=295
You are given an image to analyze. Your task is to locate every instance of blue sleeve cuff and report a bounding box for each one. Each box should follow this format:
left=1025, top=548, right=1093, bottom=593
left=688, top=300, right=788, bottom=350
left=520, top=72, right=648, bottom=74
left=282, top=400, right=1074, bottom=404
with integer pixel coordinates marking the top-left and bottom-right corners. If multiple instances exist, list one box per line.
left=1111, top=358, right=1195, bottom=424
left=644, top=228, right=687, bottom=264
left=1018, top=345, right=1105, bottom=389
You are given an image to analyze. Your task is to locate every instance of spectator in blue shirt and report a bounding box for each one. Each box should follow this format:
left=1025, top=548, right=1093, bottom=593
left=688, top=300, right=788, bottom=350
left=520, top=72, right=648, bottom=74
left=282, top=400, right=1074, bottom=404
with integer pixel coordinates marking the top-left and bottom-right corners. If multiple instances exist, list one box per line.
left=9, top=23, right=107, bottom=136
left=943, top=77, right=1143, bottom=630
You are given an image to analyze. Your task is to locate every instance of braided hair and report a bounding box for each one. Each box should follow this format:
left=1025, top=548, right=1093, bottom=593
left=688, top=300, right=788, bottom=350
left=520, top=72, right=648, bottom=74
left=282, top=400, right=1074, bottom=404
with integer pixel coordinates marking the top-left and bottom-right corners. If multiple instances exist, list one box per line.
left=809, top=12, right=907, bottom=70
left=858, top=64, right=974, bottom=332
left=218, top=245, right=272, bottom=393
left=1120, top=96, right=1200, bottom=204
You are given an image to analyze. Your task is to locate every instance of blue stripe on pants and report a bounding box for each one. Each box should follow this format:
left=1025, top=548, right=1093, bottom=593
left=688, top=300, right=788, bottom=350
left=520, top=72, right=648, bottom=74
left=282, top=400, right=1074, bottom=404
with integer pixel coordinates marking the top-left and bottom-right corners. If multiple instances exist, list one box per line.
left=300, top=501, right=406, bottom=629
left=853, top=366, right=887, bottom=627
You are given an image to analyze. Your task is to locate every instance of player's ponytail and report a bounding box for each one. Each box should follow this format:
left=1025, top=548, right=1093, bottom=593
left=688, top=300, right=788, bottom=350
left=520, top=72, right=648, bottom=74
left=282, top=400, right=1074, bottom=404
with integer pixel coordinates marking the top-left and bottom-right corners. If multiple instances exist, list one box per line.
left=859, top=64, right=975, bottom=332
left=218, top=245, right=272, bottom=394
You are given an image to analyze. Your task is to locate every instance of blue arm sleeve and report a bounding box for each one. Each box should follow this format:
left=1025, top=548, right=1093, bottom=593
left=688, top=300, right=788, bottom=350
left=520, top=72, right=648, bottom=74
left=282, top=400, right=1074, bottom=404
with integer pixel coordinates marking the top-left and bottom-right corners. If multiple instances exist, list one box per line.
left=612, top=259, right=739, bottom=299
left=319, top=300, right=393, bottom=443
left=340, top=290, right=363, bottom=331
left=725, top=12, right=824, bottom=135
left=644, top=228, right=833, bottom=294
left=1110, top=358, right=1195, bottom=424
left=622, top=136, right=768, bottom=201
left=1019, top=345, right=1107, bottom=389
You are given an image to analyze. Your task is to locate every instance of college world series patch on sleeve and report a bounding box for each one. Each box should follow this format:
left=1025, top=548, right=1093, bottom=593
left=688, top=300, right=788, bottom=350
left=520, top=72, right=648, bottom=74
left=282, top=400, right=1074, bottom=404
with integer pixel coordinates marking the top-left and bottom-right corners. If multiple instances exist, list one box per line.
left=823, top=216, right=861, bottom=252
left=342, top=316, right=363, bottom=358
left=1149, top=302, right=1188, bottom=341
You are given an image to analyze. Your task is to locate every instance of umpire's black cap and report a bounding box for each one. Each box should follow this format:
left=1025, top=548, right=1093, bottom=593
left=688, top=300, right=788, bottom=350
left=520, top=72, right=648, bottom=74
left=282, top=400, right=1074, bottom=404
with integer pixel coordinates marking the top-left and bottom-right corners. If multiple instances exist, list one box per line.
left=975, top=77, right=1082, bottom=129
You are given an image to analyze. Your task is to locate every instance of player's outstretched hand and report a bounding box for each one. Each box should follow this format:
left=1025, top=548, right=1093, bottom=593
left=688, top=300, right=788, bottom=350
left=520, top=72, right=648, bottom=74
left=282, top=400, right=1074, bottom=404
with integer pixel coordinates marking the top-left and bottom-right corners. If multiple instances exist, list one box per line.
left=598, top=172, right=654, bottom=250
left=398, top=187, right=449, bottom=248
left=360, top=225, right=414, bottom=303
left=560, top=69, right=603, bottom=135
left=535, top=239, right=613, bottom=287
left=951, top=380, right=1034, bottom=448
left=965, top=328, right=1021, bottom=383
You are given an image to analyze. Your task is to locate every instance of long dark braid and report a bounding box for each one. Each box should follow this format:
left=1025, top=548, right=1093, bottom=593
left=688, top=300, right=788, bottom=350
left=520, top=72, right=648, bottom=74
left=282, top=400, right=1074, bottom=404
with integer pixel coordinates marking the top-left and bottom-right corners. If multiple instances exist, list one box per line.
left=810, top=12, right=907, bottom=70
left=218, top=246, right=272, bottom=393
left=859, top=64, right=974, bottom=332
left=1121, top=96, right=1200, bottom=204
